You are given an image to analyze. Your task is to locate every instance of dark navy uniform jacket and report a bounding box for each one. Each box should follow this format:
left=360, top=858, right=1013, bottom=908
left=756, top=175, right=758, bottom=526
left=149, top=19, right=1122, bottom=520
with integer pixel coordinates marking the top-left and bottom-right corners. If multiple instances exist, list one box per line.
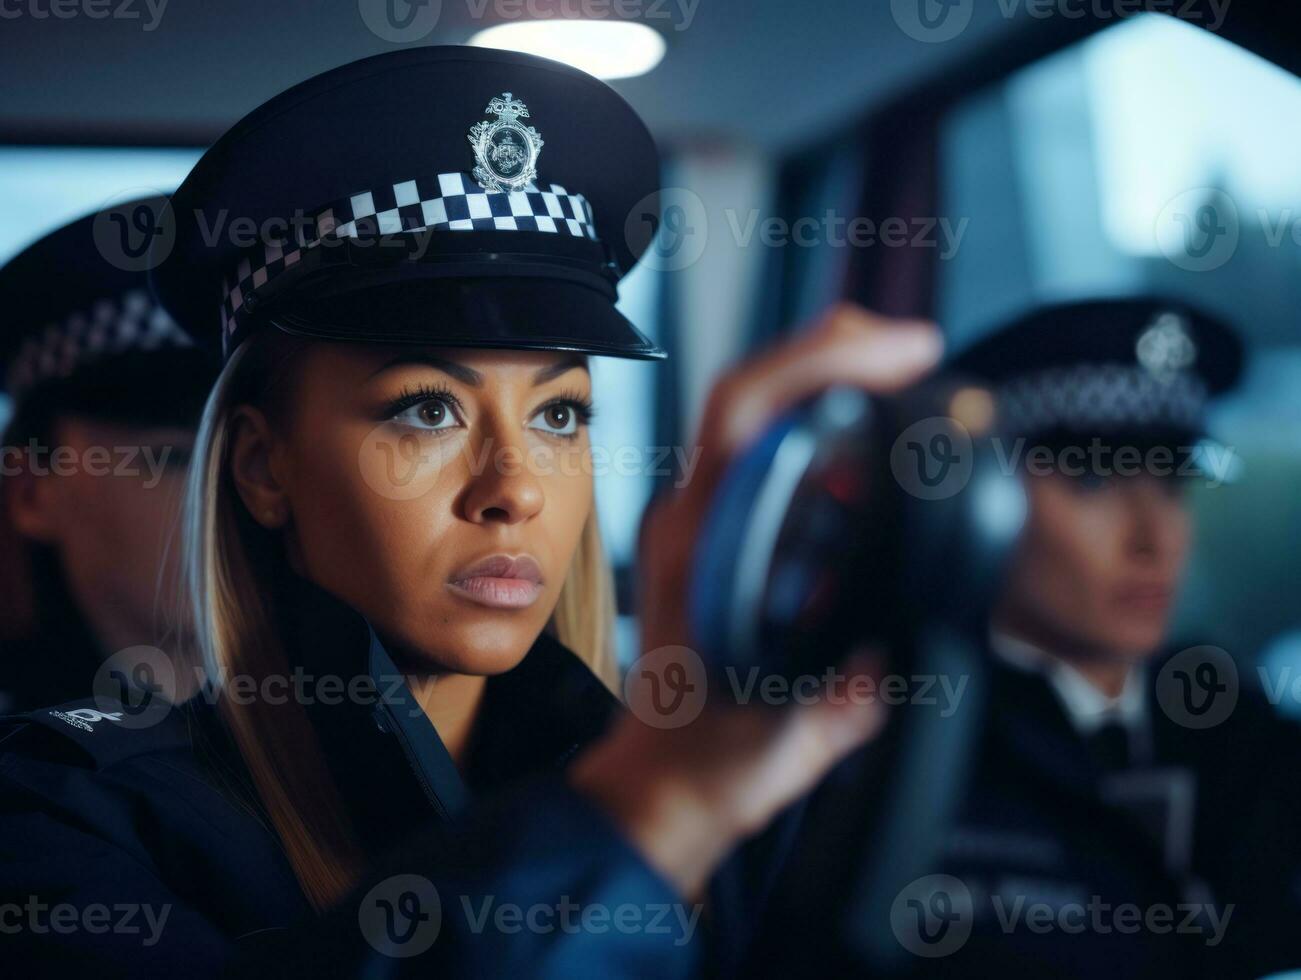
left=746, top=650, right=1301, bottom=979
left=0, top=572, right=106, bottom=715
left=0, top=577, right=788, bottom=978
left=891, top=654, right=1301, bottom=978
left=0, top=632, right=101, bottom=715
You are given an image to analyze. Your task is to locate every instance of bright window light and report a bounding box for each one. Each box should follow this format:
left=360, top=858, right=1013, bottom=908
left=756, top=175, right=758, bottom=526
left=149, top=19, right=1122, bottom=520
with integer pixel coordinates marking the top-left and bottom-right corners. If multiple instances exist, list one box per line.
left=1082, top=14, right=1301, bottom=256
left=0, top=146, right=200, bottom=265
left=469, top=20, right=666, bottom=80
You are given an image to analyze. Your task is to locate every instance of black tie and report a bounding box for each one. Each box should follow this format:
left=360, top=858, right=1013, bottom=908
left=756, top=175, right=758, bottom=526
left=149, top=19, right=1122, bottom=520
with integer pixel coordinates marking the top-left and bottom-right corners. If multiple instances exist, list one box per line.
left=1086, top=721, right=1131, bottom=772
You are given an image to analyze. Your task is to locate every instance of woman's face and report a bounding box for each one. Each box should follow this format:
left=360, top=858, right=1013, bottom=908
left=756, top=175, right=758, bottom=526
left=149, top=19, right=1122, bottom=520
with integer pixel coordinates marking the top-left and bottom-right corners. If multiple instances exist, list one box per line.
left=995, top=472, right=1192, bottom=662
left=261, top=344, right=595, bottom=675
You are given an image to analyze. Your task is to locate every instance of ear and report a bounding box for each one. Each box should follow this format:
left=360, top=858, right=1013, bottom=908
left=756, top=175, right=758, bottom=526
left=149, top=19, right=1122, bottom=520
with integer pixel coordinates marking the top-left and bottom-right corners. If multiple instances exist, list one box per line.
left=6, top=463, right=62, bottom=544
left=229, top=405, right=291, bottom=530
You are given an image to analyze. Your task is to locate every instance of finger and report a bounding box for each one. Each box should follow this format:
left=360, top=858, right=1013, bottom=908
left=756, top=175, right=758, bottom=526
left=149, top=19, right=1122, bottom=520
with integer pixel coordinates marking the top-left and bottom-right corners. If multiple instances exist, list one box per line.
left=789, top=649, right=890, bottom=762
left=716, top=680, right=887, bottom=835
left=686, top=307, right=942, bottom=500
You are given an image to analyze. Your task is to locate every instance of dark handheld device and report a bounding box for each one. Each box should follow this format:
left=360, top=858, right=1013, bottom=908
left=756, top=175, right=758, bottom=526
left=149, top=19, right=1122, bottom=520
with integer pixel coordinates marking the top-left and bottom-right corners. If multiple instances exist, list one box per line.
left=688, top=377, right=1026, bottom=971
left=690, top=379, right=1024, bottom=681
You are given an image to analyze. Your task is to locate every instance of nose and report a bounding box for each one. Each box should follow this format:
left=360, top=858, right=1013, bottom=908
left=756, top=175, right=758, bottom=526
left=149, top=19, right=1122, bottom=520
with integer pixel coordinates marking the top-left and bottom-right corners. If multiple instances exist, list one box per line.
left=459, top=426, right=544, bottom=526
left=1125, top=478, right=1187, bottom=559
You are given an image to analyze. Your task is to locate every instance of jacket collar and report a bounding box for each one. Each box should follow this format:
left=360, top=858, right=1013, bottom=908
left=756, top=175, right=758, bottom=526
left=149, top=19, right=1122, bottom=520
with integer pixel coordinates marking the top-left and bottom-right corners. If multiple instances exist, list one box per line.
left=274, top=571, right=619, bottom=858
left=984, top=651, right=1180, bottom=811
left=990, top=632, right=1148, bottom=736
left=983, top=653, right=1143, bottom=809
left=0, top=548, right=104, bottom=713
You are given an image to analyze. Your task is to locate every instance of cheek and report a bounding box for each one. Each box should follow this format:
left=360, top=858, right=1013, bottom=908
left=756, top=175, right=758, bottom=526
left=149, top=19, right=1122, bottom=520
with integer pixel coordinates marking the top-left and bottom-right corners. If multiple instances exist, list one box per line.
left=56, top=474, right=181, bottom=574
left=1169, top=510, right=1192, bottom=566
left=50, top=474, right=119, bottom=560
left=279, top=423, right=595, bottom=665
left=1014, top=496, right=1122, bottom=605
left=537, top=449, right=594, bottom=574
left=141, top=473, right=189, bottom=563
left=284, top=425, right=461, bottom=600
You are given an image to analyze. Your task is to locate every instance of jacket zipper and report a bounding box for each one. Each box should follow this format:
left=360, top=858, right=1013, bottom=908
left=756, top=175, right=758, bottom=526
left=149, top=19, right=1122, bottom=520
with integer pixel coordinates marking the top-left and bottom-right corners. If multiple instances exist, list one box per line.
left=374, top=702, right=451, bottom=821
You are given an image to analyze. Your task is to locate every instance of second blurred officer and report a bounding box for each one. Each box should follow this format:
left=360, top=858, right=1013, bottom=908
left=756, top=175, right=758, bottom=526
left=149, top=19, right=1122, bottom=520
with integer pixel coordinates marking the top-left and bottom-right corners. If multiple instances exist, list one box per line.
left=913, top=299, right=1301, bottom=979
left=0, top=200, right=214, bottom=711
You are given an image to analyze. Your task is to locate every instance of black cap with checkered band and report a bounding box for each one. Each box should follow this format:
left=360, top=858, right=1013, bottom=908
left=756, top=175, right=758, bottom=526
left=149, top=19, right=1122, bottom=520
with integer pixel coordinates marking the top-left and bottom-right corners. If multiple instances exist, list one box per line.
left=0, top=199, right=210, bottom=424
left=949, top=297, right=1244, bottom=446
left=150, top=46, right=665, bottom=362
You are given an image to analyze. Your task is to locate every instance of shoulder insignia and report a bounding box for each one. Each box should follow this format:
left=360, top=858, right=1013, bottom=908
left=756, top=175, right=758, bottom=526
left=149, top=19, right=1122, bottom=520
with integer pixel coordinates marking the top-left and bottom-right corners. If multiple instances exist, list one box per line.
left=2, top=698, right=192, bottom=770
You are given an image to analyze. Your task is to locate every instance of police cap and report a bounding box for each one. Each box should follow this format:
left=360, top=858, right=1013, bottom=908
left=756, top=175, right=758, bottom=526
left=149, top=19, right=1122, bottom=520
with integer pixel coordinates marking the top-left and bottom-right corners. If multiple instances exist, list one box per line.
left=151, top=46, right=665, bottom=362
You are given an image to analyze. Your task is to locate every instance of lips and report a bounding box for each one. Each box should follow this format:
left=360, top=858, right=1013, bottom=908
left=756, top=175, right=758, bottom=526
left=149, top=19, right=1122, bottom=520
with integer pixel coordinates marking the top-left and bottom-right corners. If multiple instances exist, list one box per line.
left=447, top=554, right=544, bottom=610
left=1113, top=583, right=1175, bottom=613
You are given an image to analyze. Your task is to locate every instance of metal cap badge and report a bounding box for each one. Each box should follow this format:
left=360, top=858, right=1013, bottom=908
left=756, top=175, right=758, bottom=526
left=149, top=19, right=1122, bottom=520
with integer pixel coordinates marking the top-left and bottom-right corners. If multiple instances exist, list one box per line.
left=1137, top=310, right=1198, bottom=382
left=468, top=92, right=545, bottom=192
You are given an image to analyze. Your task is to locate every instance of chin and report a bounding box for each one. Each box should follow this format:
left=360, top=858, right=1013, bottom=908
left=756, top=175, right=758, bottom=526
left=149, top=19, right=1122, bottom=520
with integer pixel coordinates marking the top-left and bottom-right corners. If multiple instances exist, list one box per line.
left=399, top=619, right=541, bottom=676
left=1094, top=626, right=1166, bottom=663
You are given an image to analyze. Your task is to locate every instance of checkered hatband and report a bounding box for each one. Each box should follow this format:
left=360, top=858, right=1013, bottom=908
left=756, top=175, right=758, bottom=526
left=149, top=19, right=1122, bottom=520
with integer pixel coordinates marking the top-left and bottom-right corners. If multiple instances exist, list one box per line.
left=997, top=363, right=1209, bottom=436
left=6, top=289, right=192, bottom=399
left=218, top=172, right=599, bottom=350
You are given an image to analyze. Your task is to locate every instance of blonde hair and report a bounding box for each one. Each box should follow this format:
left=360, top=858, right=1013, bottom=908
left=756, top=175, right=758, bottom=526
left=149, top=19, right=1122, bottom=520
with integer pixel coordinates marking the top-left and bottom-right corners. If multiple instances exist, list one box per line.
left=182, top=333, right=618, bottom=910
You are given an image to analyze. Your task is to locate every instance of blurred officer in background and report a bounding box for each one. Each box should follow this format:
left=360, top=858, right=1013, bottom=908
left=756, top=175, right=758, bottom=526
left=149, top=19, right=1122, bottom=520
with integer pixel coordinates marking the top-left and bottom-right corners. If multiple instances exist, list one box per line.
left=892, top=298, right=1301, bottom=979
left=0, top=201, right=215, bottom=711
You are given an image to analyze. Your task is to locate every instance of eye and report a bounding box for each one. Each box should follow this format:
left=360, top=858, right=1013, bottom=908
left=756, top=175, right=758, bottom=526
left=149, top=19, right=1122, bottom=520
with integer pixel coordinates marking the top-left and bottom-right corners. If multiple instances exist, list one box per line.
left=387, top=386, right=464, bottom=432
left=1155, top=472, right=1191, bottom=499
left=528, top=396, right=593, bottom=438
left=1071, top=471, right=1110, bottom=493
left=393, top=398, right=458, bottom=431
left=530, top=403, right=578, bottom=436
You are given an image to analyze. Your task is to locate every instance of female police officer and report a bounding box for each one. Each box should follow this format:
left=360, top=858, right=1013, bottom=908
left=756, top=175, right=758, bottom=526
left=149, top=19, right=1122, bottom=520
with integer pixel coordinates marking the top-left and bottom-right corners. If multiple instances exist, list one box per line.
left=0, top=47, right=940, bottom=977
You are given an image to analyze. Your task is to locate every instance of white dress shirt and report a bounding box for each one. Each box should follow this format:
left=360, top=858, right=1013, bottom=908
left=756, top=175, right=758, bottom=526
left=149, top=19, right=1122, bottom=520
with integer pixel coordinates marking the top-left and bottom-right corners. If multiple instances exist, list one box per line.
left=990, top=632, right=1147, bottom=736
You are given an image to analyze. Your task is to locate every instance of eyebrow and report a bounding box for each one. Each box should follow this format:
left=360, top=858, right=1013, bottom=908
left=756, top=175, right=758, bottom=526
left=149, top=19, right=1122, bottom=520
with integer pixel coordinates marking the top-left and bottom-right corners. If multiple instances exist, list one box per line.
left=369, top=355, right=483, bottom=385
left=369, top=353, right=588, bottom=386
left=532, top=355, right=588, bottom=385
